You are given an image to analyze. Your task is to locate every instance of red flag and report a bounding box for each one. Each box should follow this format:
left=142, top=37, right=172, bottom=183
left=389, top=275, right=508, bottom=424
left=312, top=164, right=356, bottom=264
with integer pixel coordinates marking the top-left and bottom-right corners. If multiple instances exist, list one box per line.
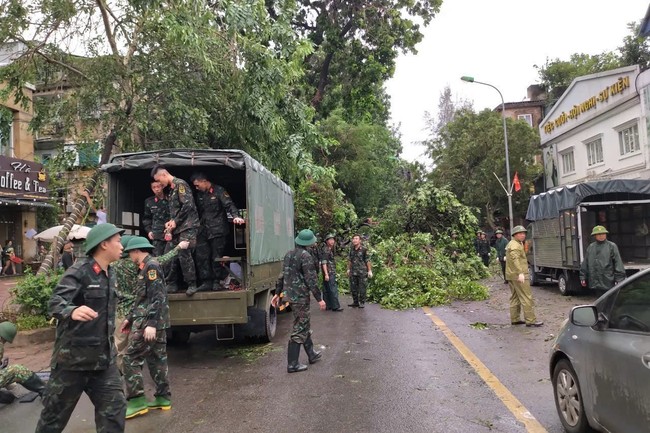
left=513, top=172, right=521, bottom=192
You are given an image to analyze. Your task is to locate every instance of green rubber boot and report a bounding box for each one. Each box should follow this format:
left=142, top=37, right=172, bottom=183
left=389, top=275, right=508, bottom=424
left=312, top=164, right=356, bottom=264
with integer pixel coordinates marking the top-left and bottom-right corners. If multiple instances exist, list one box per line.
left=147, top=396, right=172, bottom=410
left=125, top=396, right=149, bottom=419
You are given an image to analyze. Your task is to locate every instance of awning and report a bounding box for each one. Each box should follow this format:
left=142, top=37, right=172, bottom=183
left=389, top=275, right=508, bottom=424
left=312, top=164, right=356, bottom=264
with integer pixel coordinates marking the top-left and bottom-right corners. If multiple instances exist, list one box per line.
left=0, top=198, right=54, bottom=208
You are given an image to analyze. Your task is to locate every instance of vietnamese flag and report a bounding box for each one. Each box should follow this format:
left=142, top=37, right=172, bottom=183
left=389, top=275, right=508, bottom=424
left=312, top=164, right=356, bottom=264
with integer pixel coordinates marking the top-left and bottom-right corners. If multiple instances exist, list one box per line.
left=513, top=172, right=521, bottom=192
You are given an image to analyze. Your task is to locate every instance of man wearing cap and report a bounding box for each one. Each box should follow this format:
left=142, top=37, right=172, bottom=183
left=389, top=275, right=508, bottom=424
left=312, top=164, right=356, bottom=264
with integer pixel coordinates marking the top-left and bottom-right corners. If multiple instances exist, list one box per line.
left=580, top=225, right=625, bottom=291
left=505, top=225, right=543, bottom=327
left=320, top=234, right=343, bottom=311
left=347, top=234, right=372, bottom=308
left=36, top=223, right=127, bottom=433
left=112, top=236, right=188, bottom=373
left=494, top=229, right=509, bottom=283
left=190, top=172, right=245, bottom=294
left=120, top=237, right=171, bottom=419
left=0, top=321, right=46, bottom=404
left=142, top=180, right=170, bottom=257
left=151, top=165, right=199, bottom=295
left=271, top=229, right=326, bottom=373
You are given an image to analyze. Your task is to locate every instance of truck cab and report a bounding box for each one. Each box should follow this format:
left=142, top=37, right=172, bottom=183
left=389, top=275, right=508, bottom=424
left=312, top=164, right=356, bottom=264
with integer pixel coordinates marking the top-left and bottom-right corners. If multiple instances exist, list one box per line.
left=102, top=149, right=294, bottom=342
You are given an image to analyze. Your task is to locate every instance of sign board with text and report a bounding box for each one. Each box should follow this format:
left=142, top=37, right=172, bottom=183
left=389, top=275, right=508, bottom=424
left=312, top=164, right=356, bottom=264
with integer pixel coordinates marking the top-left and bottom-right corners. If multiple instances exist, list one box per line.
left=0, top=155, right=49, bottom=201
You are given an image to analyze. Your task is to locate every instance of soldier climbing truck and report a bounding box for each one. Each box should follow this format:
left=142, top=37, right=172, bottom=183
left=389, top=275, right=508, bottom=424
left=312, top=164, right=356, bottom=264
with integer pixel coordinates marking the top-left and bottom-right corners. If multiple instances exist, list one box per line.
left=103, top=149, right=294, bottom=343
left=526, top=179, right=650, bottom=295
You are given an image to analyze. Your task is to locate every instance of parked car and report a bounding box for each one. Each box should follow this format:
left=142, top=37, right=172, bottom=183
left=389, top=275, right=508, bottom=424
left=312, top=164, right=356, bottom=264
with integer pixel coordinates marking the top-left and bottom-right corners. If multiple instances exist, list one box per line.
left=549, top=268, right=650, bottom=433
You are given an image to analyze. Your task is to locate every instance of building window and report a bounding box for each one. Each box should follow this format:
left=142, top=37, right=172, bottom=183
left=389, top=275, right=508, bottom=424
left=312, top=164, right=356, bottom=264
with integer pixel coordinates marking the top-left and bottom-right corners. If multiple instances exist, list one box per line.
left=618, top=123, right=640, bottom=156
left=517, top=113, right=533, bottom=127
left=585, top=137, right=603, bottom=166
left=0, top=106, right=13, bottom=157
left=561, top=151, right=575, bottom=175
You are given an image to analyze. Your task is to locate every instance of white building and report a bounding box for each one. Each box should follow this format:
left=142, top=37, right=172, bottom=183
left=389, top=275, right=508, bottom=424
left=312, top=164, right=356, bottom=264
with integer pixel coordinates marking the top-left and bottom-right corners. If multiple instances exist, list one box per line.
left=540, top=65, right=650, bottom=189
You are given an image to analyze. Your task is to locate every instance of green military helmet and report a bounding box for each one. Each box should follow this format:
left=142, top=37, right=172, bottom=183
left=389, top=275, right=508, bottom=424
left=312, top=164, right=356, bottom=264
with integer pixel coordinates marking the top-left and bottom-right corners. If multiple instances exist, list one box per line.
left=0, top=321, right=17, bottom=343
left=324, top=233, right=336, bottom=241
left=120, top=235, right=135, bottom=258
left=591, top=225, right=609, bottom=235
left=84, top=223, right=125, bottom=255
left=295, top=229, right=317, bottom=246
left=124, top=236, right=154, bottom=252
left=495, top=229, right=504, bottom=235
left=511, top=225, right=527, bottom=235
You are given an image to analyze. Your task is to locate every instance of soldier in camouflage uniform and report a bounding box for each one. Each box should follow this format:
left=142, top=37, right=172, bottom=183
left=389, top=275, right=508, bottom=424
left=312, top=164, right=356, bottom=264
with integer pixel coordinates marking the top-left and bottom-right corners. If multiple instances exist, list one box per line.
left=120, top=237, right=171, bottom=419
left=113, top=237, right=188, bottom=373
left=190, top=172, right=245, bottom=294
left=151, top=165, right=199, bottom=295
left=320, top=234, right=343, bottom=311
left=271, top=229, right=326, bottom=373
left=36, top=223, right=126, bottom=433
left=347, top=234, right=372, bottom=308
left=0, top=321, right=46, bottom=404
left=142, top=180, right=170, bottom=257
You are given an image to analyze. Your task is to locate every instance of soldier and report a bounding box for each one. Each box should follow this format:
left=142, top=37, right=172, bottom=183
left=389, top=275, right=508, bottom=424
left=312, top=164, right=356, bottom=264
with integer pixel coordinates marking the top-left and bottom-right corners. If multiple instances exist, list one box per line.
left=347, top=234, right=372, bottom=308
left=120, top=237, right=171, bottom=419
left=320, top=234, right=343, bottom=311
left=494, top=229, right=509, bottom=283
left=0, top=321, right=46, bottom=404
left=580, top=225, right=625, bottom=291
left=506, top=226, right=543, bottom=327
left=271, top=229, right=326, bottom=373
left=190, top=172, right=245, bottom=294
left=151, top=165, right=199, bottom=295
left=113, top=236, right=188, bottom=373
left=476, top=231, right=491, bottom=267
left=35, top=223, right=127, bottom=433
left=142, top=180, right=170, bottom=257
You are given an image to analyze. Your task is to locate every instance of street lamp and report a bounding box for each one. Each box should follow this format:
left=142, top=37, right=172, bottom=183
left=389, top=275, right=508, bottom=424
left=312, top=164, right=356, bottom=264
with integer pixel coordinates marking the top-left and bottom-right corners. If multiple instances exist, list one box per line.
left=460, top=75, right=514, bottom=234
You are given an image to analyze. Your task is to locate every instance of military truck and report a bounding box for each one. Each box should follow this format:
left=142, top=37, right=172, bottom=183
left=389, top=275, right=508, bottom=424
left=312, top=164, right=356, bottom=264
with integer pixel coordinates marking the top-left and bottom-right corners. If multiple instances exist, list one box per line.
left=102, top=149, right=294, bottom=342
left=526, top=179, right=650, bottom=295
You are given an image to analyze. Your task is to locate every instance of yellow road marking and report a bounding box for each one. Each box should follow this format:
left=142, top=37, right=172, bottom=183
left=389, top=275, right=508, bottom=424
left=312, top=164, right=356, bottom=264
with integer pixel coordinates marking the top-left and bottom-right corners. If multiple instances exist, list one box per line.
left=422, top=307, right=548, bottom=433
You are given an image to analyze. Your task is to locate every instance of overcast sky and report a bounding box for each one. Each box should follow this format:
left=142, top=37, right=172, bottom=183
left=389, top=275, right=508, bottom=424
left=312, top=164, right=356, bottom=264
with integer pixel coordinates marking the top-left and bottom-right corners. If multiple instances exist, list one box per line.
left=386, top=0, right=647, bottom=162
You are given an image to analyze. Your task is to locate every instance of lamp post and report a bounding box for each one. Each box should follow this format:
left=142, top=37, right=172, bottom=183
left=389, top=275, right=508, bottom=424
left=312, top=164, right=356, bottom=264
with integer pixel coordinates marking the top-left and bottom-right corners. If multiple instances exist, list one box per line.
left=460, top=76, right=513, bottom=234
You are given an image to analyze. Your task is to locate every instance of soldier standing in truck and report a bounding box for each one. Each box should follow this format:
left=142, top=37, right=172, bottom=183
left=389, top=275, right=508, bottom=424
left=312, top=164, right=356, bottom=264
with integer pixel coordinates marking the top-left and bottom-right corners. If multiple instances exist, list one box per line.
left=151, top=165, right=199, bottom=295
left=190, top=172, right=245, bottom=294
left=142, top=180, right=170, bottom=257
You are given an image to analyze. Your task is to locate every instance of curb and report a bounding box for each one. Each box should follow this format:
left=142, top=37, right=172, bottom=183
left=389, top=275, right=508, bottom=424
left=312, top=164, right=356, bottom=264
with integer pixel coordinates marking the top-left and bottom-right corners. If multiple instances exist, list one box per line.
left=13, top=327, right=55, bottom=347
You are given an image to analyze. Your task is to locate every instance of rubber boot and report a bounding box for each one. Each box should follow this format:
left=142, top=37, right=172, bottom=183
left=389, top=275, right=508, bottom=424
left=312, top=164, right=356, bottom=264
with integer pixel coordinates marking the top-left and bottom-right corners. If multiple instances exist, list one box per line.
left=125, top=396, right=149, bottom=419
left=195, top=281, right=212, bottom=292
left=185, top=282, right=199, bottom=297
left=303, top=336, right=322, bottom=364
left=287, top=341, right=308, bottom=373
left=21, top=373, right=46, bottom=396
left=147, top=396, right=172, bottom=410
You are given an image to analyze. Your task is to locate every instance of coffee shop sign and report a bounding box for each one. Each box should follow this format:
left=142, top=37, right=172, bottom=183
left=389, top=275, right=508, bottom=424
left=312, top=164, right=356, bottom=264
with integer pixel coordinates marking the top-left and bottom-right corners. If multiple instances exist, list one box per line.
left=0, top=156, right=49, bottom=200
left=543, top=76, right=631, bottom=135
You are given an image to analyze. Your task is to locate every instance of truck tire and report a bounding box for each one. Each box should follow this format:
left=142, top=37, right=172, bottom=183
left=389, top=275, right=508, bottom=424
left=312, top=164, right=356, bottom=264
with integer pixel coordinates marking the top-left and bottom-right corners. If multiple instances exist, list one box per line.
left=168, top=328, right=191, bottom=345
left=558, top=271, right=580, bottom=296
left=259, top=296, right=277, bottom=343
left=528, top=264, right=538, bottom=286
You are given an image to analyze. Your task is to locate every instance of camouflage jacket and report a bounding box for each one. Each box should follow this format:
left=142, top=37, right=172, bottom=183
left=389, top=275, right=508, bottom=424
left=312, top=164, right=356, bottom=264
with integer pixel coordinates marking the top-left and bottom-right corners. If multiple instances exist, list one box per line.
left=279, top=246, right=322, bottom=304
left=0, top=340, right=4, bottom=360
left=168, top=177, right=199, bottom=234
left=195, top=184, right=241, bottom=239
left=48, top=257, right=117, bottom=371
left=143, top=195, right=170, bottom=240
left=126, top=255, right=169, bottom=330
left=319, top=244, right=336, bottom=276
left=348, top=245, right=369, bottom=276
left=114, top=246, right=179, bottom=318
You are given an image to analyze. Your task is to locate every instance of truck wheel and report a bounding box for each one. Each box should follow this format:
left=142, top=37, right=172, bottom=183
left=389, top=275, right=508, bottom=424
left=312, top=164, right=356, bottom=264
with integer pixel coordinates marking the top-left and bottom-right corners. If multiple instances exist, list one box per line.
left=169, top=329, right=191, bottom=345
left=260, top=297, right=277, bottom=343
left=558, top=272, right=580, bottom=296
left=528, top=265, right=538, bottom=286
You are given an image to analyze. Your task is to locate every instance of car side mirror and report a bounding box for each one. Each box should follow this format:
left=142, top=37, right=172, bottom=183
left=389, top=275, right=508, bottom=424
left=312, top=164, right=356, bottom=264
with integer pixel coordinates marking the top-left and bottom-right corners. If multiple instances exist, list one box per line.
left=570, top=305, right=598, bottom=327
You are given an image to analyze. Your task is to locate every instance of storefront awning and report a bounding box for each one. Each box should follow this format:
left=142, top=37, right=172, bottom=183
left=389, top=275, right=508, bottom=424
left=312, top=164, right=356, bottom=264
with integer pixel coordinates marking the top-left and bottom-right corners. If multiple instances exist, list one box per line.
left=0, top=198, right=54, bottom=208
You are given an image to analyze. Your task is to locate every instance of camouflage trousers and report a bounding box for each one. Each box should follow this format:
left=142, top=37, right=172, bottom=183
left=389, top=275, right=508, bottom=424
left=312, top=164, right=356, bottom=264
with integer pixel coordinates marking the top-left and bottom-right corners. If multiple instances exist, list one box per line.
left=165, top=230, right=197, bottom=286
left=151, top=239, right=167, bottom=258
left=114, top=314, right=129, bottom=373
left=289, top=302, right=312, bottom=344
left=322, top=273, right=341, bottom=310
left=123, top=327, right=170, bottom=400
left=195, top=233, right=228, bottom=283
left=349, top=275, right=368, bottom=304
left=35, top=365, right=125, bottom=433
left=0, top=363, right=33, bottom=388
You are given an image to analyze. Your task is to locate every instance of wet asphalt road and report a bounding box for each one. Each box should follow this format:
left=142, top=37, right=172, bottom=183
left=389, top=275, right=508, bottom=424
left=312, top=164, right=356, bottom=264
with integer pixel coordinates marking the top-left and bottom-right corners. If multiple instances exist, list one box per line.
left=1, top=278, right=599, bottom=433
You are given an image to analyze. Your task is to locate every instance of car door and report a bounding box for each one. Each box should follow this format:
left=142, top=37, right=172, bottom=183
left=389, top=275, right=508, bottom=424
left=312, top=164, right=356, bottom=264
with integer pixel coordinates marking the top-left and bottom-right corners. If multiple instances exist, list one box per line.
left=589, top=274, right=650, bottom=431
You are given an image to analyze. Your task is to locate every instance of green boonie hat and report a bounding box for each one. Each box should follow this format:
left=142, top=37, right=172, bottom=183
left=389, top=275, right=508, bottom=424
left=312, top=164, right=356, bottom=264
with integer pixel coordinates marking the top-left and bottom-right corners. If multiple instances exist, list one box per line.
left=495, top=230, right=503, bottom=234
left=84, top=223, right=125, bottom=255
left=124, top=236, right=154, bottom=252
left=511, top=225, right=527, bottom=235
left=295, top=229, right=317, bottom=246
left=591, top=225, right=609, bottom=235
left=325, top=233, right=336, bottom=241
left=0, top=321, right=17, bottom=343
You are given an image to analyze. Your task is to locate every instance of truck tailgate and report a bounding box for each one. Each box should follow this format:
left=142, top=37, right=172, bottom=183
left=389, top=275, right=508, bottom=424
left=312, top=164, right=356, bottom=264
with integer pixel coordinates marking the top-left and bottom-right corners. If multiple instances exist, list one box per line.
left=168, top=291, right=248, bottom=326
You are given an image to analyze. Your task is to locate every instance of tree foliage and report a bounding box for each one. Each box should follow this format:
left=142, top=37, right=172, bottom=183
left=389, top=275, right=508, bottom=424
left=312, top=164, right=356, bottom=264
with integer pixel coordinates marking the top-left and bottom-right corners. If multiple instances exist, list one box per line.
left=618, top=22, right=650, bottom=71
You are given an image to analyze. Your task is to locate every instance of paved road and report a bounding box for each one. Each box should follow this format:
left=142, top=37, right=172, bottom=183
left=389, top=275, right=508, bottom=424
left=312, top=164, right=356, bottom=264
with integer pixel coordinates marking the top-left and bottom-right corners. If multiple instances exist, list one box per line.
left=1, top=277, right=598, bottom=433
